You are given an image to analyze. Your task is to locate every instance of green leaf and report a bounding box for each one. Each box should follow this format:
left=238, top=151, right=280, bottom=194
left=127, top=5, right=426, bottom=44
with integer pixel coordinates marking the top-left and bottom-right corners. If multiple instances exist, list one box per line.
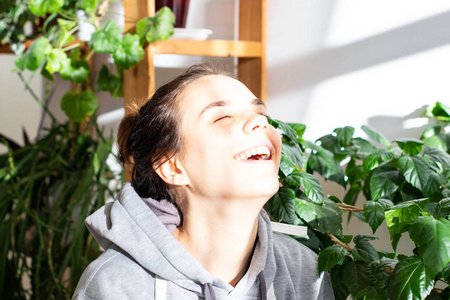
left=362, top=125, right=391, bottom=147
left=60, top=59, right=90, bottom=84
left=318, top=245, right=348, bottom=272
left=369, top=257, right=397, bottom=280
left=363, top=149, right=397, bottom=174
left=28, top=0, right=63, bottom=16
left=113, top=33, right=144, bottom=69
left=352, top=235, right=379, bottom=263
left=278, top=120, right=299, bottom=143
left=408, top=216, right=450, bottom=277
left=295, top=198, right=342, bottom=235
left=423, top=147, right=450, bottom=170
left=97, top=65, right=123, bottom=97
left=269, top=187, right=297, bottom=223
left=89, top=19, right=122, bottom=53
left=285, top=172, right=323, bottom=203
left=281, top=141, right=303, bottom=174
left=351, top=137, right=377, bottom=154
left=387, top=257, right=434, bottom=300
left=424, top=134, right=448, bottom=152
left=385, top=199, right=429, bottom=247
left=308, top=145, right=345, bottom=186
left=370, top=165, right=400, bottom=200
left=77, top=0, right=100, bottom=14
left=60, top=90, right=98, bottom=123
left=137, top=7, right=175, bottom=43
left=56, top=19, right=76, bottom=47
left=342, top=260, right=371, bottom=297
left=287, top=123, right=306, bottom=141
left=355, top=281, right=387, bottom=300
left=395, top=138, right=424, bottom=156
left=425, top=101, right=450, bottom=122
left=334, top=126, right=355, bottom=147
left=439, top=197, right=450, bottom=209
left=45, top=48, right=67, bottom=74
left=15, top=37, right=51, bottom=71
left=399, top=155, right=436, bottom=195
left=364, top=199, right=394, bottom=233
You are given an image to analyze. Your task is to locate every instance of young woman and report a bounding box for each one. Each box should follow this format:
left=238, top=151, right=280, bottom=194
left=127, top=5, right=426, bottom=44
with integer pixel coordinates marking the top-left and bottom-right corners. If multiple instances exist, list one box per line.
left=73, top=64, right=334, bottom=299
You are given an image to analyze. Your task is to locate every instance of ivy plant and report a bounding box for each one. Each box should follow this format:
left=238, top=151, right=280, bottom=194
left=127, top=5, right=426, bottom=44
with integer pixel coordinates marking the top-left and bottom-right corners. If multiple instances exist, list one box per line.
left=266, top=101, right=450, bottom=300
left=9, top=0, right=175, bottom=124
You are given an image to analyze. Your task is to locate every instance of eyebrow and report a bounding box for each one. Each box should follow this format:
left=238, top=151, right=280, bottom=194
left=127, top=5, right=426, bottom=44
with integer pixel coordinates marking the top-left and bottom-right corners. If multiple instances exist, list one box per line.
left=199, top=98, right=265, bottom=116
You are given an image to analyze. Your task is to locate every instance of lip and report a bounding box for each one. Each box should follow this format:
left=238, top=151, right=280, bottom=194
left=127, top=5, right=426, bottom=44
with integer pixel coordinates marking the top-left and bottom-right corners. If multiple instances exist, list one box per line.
left=233, top=143, right=274, bottom=162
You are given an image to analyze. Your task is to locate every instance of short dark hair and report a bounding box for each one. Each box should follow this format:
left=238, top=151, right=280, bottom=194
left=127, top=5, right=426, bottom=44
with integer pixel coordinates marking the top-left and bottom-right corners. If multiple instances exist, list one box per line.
left=117, top=63, right=231, bottom=203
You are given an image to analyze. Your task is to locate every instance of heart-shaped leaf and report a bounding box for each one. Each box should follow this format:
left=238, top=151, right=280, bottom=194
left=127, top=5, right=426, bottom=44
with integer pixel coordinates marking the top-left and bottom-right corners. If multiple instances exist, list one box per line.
left=28, top=0, right=64, bottom=16
left=334, top=126, right=355, bottom=147
left=364, top=199, right=394, bottom=233
left=362, top=125, right=391, bottom=147
left=295, top=199, right=342, bottom=235
left=370, top=165, right=400, bottom=200
left=387, top=257, right=434, bottom=300
left=89, top=19, right=122, bottom=53
left=15, top=37, right=51, bottom=71
left=408, top=216, right=450, bottom=277
left=137, top=7, right=175, bottom=43
left=318, top=245, right=348, bottom=272
left=285, top=171, right=323, bottom=203
left=395, top=138, right=424, bottom=156
left=269, top=187, right=297, bottom=223
left=113, top=33, right=144, bottom=69
left=61, top=90, right=98, bottom=123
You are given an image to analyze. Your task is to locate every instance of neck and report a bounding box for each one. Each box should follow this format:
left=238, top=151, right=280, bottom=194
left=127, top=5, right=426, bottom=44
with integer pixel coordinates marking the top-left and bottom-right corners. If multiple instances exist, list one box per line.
left=173, top=198, right=261, bottom=286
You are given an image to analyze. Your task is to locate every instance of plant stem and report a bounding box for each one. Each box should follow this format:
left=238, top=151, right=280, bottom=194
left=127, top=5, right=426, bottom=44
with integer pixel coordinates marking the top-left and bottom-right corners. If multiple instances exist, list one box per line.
left=327, top=233, right=353, bottom=252
left=17, top=72, right=58, bottom=124
left=62, top=42, right=83, bottom=52
left=337, top=203, right=364, bottom=212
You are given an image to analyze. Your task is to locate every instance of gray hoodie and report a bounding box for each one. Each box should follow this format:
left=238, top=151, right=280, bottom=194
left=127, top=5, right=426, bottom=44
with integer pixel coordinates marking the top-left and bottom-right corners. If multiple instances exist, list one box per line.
left=72, top=183, right=334, bottom=299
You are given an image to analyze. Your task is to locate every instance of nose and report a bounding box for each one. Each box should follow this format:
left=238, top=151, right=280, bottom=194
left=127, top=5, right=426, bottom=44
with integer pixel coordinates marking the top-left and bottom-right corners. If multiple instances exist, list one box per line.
left=243, top=113, right=268, bottom=134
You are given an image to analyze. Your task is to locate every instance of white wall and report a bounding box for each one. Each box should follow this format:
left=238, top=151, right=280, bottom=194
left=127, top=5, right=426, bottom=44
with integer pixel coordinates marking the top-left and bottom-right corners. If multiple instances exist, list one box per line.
left=0, top=55, right=43, bottom=153
left=266, top=0, right=450, bottom=141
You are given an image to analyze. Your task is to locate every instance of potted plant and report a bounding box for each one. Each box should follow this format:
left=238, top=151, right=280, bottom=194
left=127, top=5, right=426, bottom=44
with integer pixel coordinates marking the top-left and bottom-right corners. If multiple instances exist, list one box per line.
left=0, top=1, right=175, bottom=298
left=267, top=101, right=450, bottom=299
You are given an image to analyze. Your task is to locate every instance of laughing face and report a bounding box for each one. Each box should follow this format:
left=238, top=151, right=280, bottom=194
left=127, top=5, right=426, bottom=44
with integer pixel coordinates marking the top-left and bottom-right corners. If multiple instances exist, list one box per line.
left=175, top=75, right=282, bottom=204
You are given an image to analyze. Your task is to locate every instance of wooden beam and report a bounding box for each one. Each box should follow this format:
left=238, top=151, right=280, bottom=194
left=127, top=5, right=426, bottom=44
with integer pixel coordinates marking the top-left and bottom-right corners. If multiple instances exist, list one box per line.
left=122, top=0, right=156, bottom=181
left=238, top=0, right=266, bottom=102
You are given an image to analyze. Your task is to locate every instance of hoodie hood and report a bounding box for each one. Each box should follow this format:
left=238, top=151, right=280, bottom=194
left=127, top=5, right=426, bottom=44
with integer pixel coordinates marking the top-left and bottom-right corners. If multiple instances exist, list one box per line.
left=85, top=182, right=276, bottom=299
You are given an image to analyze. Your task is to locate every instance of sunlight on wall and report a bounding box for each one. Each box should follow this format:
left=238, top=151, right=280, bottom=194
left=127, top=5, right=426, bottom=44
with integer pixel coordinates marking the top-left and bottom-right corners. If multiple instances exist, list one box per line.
left=303, top=44, right=450, bottom=141
left=325, top=0, right=450, bottom=47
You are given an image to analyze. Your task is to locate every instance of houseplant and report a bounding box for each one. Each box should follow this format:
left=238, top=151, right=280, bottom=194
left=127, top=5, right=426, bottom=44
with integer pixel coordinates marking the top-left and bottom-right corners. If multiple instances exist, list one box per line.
left=0, top=1, right=175, bottom=298
left=267, top=101, right=450, bottom=299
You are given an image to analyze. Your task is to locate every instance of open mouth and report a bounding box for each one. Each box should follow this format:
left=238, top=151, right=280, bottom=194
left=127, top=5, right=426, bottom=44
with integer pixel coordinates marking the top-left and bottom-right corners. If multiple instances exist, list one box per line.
left=234, top=146, right=271, bottom=161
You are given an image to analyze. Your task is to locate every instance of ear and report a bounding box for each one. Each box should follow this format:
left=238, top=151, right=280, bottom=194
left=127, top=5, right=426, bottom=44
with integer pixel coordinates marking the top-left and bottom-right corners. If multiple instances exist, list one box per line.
left=154, top=156, right=190, bottom=186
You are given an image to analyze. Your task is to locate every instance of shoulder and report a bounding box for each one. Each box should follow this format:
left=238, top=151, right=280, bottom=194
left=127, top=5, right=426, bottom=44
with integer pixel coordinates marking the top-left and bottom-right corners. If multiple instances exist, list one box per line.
left=271, top=233, right=335, bottom=299
left=272, top=232, right=319, bottom=266
left=72, top=247, right=155, bottom=299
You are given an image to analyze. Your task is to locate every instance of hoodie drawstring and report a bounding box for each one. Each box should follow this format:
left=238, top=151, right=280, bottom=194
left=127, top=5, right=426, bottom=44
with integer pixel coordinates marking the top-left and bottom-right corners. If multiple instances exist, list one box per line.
left=258, top=272, right=268, bottom=300
left=204, top=282, right=217, bottom=300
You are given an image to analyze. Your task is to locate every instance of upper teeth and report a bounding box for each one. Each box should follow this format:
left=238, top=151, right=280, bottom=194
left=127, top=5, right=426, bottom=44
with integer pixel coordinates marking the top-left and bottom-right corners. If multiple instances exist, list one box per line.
left=235, top=146, right=271, bottom=161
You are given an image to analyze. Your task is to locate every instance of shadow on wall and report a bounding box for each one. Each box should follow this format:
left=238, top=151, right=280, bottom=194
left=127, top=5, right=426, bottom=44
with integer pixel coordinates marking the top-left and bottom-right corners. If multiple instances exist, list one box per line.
left=269, top=10, right=450, bottom=98
left=366, top=105, right=431, bottom=142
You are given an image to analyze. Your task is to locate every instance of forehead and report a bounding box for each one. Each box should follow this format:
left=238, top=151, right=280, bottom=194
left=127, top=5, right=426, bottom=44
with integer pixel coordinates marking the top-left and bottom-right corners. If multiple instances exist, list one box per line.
left=179, top=75, right=257, bottom=112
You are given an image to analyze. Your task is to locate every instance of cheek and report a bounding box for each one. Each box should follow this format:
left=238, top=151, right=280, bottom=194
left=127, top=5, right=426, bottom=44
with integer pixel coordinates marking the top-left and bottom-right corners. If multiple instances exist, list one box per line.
left=268, top=127, right=282, bottom=164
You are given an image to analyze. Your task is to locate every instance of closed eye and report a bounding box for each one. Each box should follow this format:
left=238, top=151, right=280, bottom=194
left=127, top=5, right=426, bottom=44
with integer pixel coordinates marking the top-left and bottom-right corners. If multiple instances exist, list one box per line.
left=214, top=115, right=232, bottom=123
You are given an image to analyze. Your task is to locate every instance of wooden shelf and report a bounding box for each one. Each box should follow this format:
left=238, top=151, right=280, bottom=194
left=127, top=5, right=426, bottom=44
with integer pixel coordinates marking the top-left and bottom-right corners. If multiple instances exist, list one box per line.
left=151, top=39, right=262, bottom=57
left=123, top=0, right=266, bottom=113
